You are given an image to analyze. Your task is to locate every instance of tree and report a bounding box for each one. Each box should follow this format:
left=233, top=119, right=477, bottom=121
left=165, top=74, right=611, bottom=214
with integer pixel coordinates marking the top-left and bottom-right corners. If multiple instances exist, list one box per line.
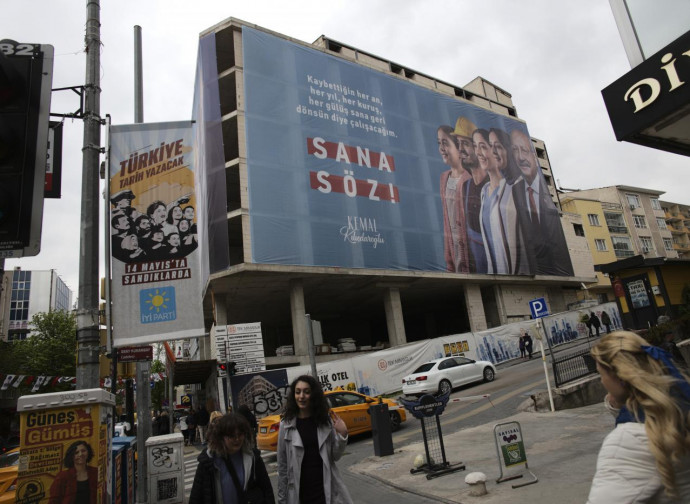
left=11, top=310, right=77, bottom=386
left=151, top=359, right=166, bottom=412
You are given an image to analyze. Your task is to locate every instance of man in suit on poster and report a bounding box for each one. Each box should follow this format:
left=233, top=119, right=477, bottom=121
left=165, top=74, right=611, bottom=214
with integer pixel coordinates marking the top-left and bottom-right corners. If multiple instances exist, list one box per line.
left=510, top=130, right=573, bottom=276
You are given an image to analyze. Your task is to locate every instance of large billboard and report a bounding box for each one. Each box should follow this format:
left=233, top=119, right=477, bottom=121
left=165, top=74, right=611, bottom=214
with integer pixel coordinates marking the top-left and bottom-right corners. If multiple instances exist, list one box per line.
left=108, top=121, right=204, bottom=347
left=242, top=28, right=573, bottom=276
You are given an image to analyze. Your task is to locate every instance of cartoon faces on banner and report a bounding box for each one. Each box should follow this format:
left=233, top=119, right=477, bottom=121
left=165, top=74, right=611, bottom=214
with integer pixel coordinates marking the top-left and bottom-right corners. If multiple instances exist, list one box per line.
left=108, top=122, right=204, bottom=347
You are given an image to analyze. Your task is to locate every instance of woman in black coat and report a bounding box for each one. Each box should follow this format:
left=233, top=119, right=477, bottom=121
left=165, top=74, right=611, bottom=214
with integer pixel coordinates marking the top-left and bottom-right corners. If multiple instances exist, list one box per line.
left=189, top=413, right=274, bottom=504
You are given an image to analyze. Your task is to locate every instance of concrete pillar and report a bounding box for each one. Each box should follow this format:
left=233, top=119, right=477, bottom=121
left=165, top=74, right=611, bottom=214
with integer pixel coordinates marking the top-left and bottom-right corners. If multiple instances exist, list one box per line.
left=384, top=287, right=407, bottom=347
left=463, top=284, right=488, bottom=332
left=494, top=285, right=509, bottom=325
left=290, top=279, right=309, bottom=357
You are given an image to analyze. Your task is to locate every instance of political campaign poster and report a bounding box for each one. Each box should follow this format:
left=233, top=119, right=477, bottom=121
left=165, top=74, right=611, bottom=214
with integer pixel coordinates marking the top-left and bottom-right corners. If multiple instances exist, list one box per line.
left=108, top=121, right=204, bottom=347
left=15, top=389, right=114, bottom=504
left=241, top=27, right=573, bottom=276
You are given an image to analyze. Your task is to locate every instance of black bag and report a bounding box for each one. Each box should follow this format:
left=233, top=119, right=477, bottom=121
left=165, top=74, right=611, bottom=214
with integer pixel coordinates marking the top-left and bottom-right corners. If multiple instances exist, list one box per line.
left=223, top=456, right=267, bottom=504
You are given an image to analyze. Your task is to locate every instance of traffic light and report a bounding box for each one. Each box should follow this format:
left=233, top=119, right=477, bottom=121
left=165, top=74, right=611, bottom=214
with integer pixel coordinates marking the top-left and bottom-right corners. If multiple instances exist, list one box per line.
left=217, top=362, right=227, bottom=377
left=228, top=361, right=237, bottom=376
left=0, top=40, right=53, bottom=257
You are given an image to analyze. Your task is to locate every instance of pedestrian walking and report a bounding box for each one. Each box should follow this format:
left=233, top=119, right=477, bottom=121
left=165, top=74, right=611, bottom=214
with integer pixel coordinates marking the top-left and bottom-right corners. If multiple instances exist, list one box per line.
left=189, top=412, right=275, bottom=504
left=209, top=410, right=223, bottom=426
left=187, top=408, right=197, bottom=445
left=277, top=374, right=353, bottom=504
left=519, top=331, right=526, bottom=359
left=600, top=311, right=612, bottom=334
left=590, top=312, right=601, bottom=338
left=587, top=331, right=690, bottom=503
left=180, top=412, right=189, bottom=446
left=237, top=405, right=258, bottom=447
left=524, top=332, right=534, bottom=360
left=158, top=410, right=170, bottom=435
left=197, top=405, right=210, bottom=445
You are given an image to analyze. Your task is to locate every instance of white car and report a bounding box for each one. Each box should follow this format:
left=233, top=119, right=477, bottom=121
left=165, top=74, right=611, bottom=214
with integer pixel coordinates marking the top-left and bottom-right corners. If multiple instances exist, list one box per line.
left=402, top=356, right=496, bottom=396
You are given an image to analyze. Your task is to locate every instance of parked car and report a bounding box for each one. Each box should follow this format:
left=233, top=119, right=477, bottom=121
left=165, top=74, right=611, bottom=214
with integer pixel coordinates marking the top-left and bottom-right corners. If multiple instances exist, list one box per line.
left=401, top=356, right=496, bottom=396
left=0, top=447, right=19, bottom=504
left=257, top=390, right=406, bottom=452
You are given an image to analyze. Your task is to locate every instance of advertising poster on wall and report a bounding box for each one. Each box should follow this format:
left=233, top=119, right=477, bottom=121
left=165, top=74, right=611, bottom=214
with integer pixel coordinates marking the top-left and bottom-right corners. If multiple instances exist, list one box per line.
left=108, top=121, right=204, bottom=347
left=15, top=389, right=115, bottom=504
left=242, top=27, right=573, bottom=276
left=229, top=370, right=290, bottom=419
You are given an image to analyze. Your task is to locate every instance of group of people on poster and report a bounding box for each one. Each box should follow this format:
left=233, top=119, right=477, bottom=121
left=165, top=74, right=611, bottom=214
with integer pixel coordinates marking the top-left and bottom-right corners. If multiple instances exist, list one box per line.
left=110, top=189, right=198, bottom=263
left=437, top=117, right=573, bottom=276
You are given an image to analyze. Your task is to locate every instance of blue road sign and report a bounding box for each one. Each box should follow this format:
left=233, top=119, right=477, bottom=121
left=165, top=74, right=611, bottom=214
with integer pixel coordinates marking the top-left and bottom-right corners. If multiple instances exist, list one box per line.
left=529, top=298, right=549, bottom=319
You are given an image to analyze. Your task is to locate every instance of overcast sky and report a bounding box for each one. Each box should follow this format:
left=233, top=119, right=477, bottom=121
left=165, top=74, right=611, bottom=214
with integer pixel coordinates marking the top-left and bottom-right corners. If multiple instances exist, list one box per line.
left=4, top=0, right=688, bottom=296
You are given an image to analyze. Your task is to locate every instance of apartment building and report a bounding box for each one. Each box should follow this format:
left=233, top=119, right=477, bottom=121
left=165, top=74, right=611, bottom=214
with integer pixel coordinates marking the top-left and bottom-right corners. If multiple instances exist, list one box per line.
left=661, top=200, right=690, bottom=259
left=0, top=267, right=73, bottom=341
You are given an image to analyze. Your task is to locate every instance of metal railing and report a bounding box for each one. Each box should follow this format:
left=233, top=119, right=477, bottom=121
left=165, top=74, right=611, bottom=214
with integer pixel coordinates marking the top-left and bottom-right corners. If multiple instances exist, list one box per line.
left=551, top=346, right=598, bottom=388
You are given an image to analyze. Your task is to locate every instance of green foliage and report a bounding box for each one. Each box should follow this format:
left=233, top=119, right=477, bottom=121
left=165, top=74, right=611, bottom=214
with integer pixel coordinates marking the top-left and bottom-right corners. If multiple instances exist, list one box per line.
left=151, top=359, right=166, bottom=411
left=3, top=310, right=77, bottom=394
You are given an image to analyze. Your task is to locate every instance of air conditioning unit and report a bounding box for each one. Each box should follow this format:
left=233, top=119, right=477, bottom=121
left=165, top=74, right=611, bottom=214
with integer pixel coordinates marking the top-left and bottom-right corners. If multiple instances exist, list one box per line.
left=630, top=204, right=637, bottom=210
left=642, top=246, right=651, bottom=253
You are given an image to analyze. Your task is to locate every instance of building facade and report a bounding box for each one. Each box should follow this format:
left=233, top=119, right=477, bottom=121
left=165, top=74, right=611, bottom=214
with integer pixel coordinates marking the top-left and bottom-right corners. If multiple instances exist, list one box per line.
left=0, top=267, right=74, bottom=341
left=193, top=19, right=594, bottom=368
left=661, top=200, right=690, bottom=259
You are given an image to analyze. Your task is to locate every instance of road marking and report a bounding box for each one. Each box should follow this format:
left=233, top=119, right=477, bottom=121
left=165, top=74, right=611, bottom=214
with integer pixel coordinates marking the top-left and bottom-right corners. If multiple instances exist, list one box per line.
left=392, top=379, right=545, bottom=443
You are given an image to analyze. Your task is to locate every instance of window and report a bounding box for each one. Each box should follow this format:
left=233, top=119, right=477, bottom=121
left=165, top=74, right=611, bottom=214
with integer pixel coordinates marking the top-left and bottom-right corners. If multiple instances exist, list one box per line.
left=573, top=224, right=585, bottom=237
left=640, top=237, right=654, bottom=253
left=664, top=238, right=674, bottom=251
left=594, top=239, right=607, bottom=251
left=587, top=214, right=600, bottom=226
left=604, top=212, right=627, bottom=234
left=626, top=194, right=641, bottom=209
left=650, top=198, right=661, bottom=210
left=633, top=215, right=647, bottom=229
left=10, top=270, right=31, bottom=325
left=612, top=236, right=634, bottom=258
left=656, top=218, right=668, bottom=230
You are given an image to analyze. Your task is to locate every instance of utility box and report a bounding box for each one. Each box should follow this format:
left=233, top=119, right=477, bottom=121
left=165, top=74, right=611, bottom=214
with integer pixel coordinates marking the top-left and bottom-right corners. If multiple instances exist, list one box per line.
left=112, top=436, right=136, bottom=504
left=369, top=402, right=394, bottom=457
left=111, top=443, right=125, bottom=504
left=15, top=388, right=115, bottom=504
left=146, top=432, right=184, bottom=504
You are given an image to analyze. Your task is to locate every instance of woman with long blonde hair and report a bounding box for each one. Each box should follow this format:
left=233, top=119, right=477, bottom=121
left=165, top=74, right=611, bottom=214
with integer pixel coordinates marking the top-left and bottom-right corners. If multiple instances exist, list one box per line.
left=588, top=331, right=690, bottom=503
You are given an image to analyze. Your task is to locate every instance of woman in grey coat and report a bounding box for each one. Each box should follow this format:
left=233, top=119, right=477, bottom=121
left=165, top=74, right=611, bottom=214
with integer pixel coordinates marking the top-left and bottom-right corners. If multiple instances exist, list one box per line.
left=277, top=375, right=353, bottom=504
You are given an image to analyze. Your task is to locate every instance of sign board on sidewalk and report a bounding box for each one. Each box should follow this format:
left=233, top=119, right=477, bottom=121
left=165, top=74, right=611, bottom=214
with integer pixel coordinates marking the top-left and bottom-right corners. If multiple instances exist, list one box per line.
left=494, top=421, right=538, bottom=488
left=529, top=298, right=549, bottom=319
left=117, top=345, right=153, bottom=362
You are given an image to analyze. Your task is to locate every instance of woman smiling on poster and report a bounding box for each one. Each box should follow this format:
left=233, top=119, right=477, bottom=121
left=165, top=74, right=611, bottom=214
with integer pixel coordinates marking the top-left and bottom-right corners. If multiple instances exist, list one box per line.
left=49, top=440, right=98, bottom=504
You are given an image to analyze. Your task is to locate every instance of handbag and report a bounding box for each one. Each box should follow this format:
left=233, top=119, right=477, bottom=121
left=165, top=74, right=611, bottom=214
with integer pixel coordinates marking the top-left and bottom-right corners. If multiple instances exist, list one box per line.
left=222, top=455, right=267, bottom=504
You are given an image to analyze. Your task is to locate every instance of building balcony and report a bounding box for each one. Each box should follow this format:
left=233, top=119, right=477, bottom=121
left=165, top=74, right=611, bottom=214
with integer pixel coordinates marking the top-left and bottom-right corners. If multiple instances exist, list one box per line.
left=602, top=202, right=623, bottom=211
left=666, top=212, right=681, bottom=222
left=614, top=249, right=635, bottom=258
left=607, top=225, right=628, bottom=234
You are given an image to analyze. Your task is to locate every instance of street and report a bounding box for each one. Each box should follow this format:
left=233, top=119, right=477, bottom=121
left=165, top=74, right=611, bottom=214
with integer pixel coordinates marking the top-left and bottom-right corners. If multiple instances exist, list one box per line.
left=184, top=356, right=549, bottom=503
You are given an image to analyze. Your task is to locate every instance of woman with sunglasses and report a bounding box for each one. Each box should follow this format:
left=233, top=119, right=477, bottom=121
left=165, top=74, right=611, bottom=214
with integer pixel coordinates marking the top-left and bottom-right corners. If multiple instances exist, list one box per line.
left=189, top=412, right=274, bottom=504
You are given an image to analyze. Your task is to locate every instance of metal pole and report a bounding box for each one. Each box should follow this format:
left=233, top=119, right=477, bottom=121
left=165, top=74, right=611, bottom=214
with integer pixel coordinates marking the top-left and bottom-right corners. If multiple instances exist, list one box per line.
left=136, top=363, right=151, bottom=504
left=536, top=320, right=555, bottom=412
left=132, top=25, right=151, bottom=504
left=305, top=314, right=317, bottom=378
left=76, top=0, right=102, bottom=389
left=134, top=26, right=144, bottom=123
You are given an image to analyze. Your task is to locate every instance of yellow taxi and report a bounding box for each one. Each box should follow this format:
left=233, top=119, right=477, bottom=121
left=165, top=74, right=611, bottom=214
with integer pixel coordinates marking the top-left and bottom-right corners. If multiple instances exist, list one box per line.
left=257, top=390, right=406, bottom=451
left=0, top=448, right=19, bottom=504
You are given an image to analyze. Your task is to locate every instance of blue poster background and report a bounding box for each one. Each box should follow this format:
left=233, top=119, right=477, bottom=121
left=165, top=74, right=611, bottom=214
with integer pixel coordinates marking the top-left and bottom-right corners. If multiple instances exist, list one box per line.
left=243, top=28, right=542, bottom=272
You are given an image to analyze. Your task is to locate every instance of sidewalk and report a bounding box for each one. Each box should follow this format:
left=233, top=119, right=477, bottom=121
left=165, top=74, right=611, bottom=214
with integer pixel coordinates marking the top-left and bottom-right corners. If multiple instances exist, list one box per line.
left=349, top=403, right=613, bottom=504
